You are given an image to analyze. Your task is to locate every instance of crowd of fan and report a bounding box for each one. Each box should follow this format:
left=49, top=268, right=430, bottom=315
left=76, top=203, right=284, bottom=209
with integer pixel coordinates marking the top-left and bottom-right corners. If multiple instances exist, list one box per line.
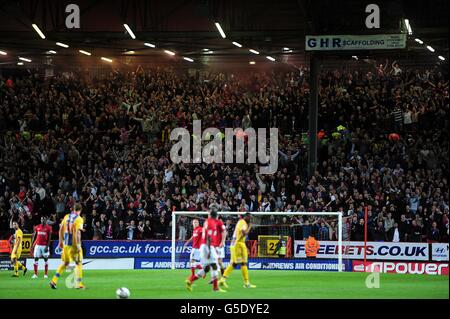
left=0, top=61, right=448, bottom=244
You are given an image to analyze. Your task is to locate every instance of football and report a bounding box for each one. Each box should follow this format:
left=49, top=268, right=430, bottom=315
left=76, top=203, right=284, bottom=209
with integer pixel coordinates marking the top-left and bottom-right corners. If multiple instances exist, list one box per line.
left=116, top=287, right=130, bottom=299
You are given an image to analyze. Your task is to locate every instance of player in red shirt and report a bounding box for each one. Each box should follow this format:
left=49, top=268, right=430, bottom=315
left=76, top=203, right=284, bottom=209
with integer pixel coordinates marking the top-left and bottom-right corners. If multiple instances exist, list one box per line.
left=185, top=204, right=226, bottom=292
left=209, top=216, right=226, bottom=282
left=31, top=217, right=52, bottom=278
left=183, top=219, right=203, bottom=276
left=214, top=217, right=226, bottom=270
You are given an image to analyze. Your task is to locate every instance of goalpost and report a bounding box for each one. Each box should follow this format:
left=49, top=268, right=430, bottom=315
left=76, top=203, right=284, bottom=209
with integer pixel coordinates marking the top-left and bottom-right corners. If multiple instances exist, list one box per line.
left=171, top=211, right=343, bottom=271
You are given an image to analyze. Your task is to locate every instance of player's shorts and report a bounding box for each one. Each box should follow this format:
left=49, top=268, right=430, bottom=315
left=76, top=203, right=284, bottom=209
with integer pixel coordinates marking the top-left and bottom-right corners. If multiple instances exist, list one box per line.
left=230, top=242, right=248, bottom=264
left=200, top=244, right=218, bottom=266
left=215, top=246, right=225, bottom=259
left=61, top=246, right=83, bottom=263
left=10, top=249, right=22, bottom=260
left=33, top=245, right=49, bottom=258
left=190, top=248, right=200, bottom=261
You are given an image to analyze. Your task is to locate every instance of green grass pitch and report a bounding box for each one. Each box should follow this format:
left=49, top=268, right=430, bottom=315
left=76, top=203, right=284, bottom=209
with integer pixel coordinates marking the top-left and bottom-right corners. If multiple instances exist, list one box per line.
left=0, top=270, right=448, bottom=299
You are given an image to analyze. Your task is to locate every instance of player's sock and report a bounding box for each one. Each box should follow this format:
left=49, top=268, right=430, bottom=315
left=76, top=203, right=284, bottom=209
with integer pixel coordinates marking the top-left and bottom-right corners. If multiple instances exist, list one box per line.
left=211, top=270, right=219, bottom=290
left=13, top=262, right=19, bottom=275
left=196, top=264, right=205, bottom=278
left=44, top=262, right=49, bottom=276
left=241, top=265, right=249, bottom=284
left=220, top=266, right=225, bottom=276
left=189, top=274, right=200, bottom=282
left=190, top=267, right=195, bottom=276
left=195, top=268, right=205, bottom=279
left=52, top=263, right=66, bottom=284
left=34, top=262, right=38, bottom=275
left=222, top=264, right=234, bottom=280
left=17, top=261, right=25, bottom=270
left=75, top=264, right=84, bottom=287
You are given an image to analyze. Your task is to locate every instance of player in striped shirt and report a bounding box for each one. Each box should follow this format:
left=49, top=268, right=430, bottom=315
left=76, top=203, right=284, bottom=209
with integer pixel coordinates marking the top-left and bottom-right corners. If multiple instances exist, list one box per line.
left=50, top=203, right=85, bottom=289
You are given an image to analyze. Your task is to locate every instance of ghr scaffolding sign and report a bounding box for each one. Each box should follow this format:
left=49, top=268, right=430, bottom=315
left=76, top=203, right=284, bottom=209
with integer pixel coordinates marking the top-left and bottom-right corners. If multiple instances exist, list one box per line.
left=305, top=34, right=406, bottom=51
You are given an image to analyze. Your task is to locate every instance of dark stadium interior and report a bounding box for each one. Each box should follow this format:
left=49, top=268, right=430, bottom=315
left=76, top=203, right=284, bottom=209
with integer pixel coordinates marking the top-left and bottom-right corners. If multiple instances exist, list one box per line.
left=0, top=0, right=448, bottom=68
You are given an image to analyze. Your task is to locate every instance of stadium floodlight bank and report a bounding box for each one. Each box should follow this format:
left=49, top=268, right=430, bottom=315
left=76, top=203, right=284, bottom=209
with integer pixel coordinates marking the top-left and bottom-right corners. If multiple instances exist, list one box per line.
left=171, top=211, right=343, bottom=271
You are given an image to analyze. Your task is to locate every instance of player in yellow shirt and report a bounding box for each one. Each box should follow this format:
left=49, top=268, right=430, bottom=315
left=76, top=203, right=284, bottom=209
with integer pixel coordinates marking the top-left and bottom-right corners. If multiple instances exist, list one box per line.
left=50, top=203, right=85, bottom=289
left=219, top=213, right=256, bottom=288
left=10, top=221, right=28, bottom=277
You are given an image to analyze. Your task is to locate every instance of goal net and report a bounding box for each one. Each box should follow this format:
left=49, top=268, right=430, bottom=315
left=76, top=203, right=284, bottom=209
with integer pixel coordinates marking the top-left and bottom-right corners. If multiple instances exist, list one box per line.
left=171, top=211, right=345, bottom=272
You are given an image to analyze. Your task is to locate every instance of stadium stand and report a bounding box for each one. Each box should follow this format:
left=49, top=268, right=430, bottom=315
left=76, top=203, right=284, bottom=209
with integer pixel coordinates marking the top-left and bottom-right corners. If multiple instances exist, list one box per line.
left=0, top=63, right=448, bottom=243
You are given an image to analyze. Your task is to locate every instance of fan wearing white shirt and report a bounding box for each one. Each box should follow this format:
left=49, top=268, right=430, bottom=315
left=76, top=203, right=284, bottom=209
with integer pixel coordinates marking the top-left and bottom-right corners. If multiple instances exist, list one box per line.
left=390, top=223, right=401, bottom=242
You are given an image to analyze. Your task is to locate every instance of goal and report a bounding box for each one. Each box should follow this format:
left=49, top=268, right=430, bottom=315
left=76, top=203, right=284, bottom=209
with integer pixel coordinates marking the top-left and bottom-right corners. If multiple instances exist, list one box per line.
left=171, top=211, right=344, bottom=271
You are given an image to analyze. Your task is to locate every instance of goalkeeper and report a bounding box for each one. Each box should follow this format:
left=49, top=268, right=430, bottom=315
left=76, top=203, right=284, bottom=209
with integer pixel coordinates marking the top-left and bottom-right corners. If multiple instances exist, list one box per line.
left=219, top=213, right=256, bottom=289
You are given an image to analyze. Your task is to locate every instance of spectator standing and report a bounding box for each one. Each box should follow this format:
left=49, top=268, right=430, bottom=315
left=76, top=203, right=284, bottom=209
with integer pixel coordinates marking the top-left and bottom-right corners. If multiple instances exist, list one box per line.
left=388, top=223, right=401, bottom=242
left=317, top=221, right=330, bottom=241
left=408, top=220, right=422, bottom=242
left=153, top=217, right=167, bottom=239
left=349, top=216, right=358, bottom=240
left=177, top=215, right=188, bottom=240
left=427, top=222, right=440, bottom=242
left=392, top=104, right=403, bottom=131
left=127, top=220, right=136, bottom=240
left=354, top=218, right=365, bottom=241
left=137, top=220, right=145, bottom=239
left=248, top=195, right=259, bottom=212
left=110, top=210, right=120, bottom=228
left=372, top=221, right=386, bottom=241
left=115, top=220, right=127, bottom=240
left=398, top=214, right=410, bottom=242
left=92, top=221, right=105, bottom=240
left=384, top=212, right=395, bottom=235
left=342, top=216, right=351, bottom=241
left=53, top=193, right=67, bottom=218
left=104, top=220, right=114, bottom=240
left=301, top=219, right=312, bottom=240
left=142, top=220, right=152, bottom=239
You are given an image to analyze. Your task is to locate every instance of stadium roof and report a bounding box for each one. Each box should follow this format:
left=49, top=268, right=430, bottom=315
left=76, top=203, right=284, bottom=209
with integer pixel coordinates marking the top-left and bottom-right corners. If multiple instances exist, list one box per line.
left=0, top=0, right=448, bottom=68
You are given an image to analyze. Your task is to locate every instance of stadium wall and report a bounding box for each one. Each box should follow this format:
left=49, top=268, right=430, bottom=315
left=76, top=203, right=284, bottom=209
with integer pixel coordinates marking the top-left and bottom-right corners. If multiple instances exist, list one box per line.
left=10, top=257, right=446, bottom=275
left=294, top=240, right=431, bottom=261
left=21, top=258, right=135, bottom=270
left=133, top=258, right=351, bottom=272
left=2, top=240, right=446, bottom=275
left=48, top=240, right=448, bottom=262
